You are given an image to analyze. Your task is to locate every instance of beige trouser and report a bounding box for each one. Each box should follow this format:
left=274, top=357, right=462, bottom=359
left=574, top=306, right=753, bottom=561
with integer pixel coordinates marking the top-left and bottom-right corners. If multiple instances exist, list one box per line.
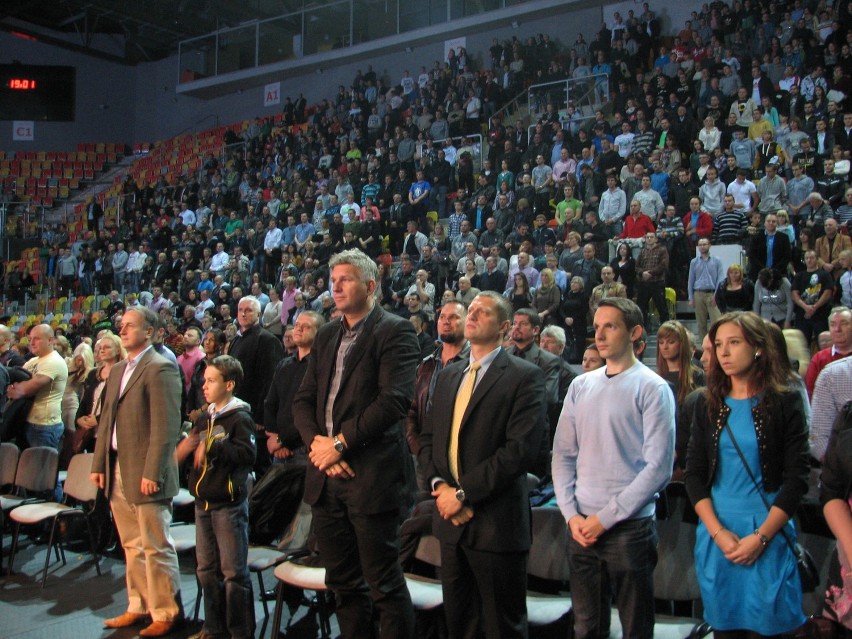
left=111, top=460, right=181, bottom=622
left=694, top=290, right=721, bottom=341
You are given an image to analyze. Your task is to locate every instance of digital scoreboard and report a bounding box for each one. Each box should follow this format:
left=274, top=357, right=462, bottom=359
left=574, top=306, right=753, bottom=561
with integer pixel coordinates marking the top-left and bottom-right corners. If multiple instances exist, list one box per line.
left=0, top=64, right=76, bottom=121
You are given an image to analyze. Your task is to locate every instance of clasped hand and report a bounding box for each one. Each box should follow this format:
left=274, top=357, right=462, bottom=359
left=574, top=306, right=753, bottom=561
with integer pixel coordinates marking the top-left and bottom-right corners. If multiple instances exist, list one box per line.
left=432, top=484, right=475, bottom=526
left=309, top=435, right=355, bottom=479
left=717, top=529, right=765, bottom=565
left=568, top=514, right=606, bottom=547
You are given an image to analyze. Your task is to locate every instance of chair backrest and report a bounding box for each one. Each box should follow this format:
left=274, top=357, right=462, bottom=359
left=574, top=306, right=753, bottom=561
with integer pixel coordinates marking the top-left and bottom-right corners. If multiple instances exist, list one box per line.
left=0, top=442, right=20, bottom=488
left=63, top=453, right=97, bottom=503
left=413, top=534, right=441, bottom=567
left=653, top=518, right=701, bottom=602
left=14, top=446, right=59, bottom=494
left=528, top=506, right=571, bottom=582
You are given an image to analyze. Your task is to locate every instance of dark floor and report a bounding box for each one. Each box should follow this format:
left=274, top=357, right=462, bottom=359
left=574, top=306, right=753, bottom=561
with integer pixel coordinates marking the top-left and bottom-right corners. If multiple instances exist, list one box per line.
left=0, top=534, right=333, bottom=639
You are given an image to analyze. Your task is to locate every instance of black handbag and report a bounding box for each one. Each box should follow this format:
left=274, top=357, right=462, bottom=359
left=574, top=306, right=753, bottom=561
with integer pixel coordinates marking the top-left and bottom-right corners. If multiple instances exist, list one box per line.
left=723, top=421, right=820, bottom=593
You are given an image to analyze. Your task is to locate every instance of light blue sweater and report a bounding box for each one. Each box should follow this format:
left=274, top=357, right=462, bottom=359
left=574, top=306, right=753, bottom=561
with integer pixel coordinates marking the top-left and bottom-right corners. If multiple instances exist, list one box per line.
left=552, top=361, right=675, bottom=530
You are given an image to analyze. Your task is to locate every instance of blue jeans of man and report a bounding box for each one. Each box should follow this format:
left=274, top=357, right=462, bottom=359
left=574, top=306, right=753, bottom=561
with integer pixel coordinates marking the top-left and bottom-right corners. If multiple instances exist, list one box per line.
left=113, top=271, right=126, bottom=294
left=567, top=516, right=658, bottom=639
left=195, top=500, right=255, bottom=639
left=25, top=421, right=64, bottom=501
left=125, top=271, right=140, bottom=294
left=80, top=272, right=94, bottom=296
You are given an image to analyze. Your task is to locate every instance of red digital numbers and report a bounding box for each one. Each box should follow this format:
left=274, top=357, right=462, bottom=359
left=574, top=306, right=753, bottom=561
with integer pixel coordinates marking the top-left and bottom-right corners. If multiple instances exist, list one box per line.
left=9, top=78, right=37, bottom=90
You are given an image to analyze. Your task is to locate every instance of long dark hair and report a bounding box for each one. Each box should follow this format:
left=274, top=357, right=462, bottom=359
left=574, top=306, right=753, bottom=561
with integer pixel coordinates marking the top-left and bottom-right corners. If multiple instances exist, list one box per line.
left=705, top=311, right=790, bottom=412
left=757, top=268, right=783, bottom=291
left=656, top=320, right=701, bottom=405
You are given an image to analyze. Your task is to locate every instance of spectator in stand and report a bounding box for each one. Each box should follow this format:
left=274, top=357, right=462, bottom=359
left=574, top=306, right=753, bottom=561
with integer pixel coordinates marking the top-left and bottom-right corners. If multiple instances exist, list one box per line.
left=229, top=295, right=285, bottom=476
left=791, top=252, right=835, bottom=349
left=816, top=218, right=852, bottom=281
left=687, top=238, right=725, bottom=342
left=698, top=166, right=727, bottom=217
left=747, top=212, right=792, bottom=281
left=715, top=264, right=755, bottom=314
left=804, top=306, right=852, bottom=400
left=620, top=200, right=656, bottom=239
left=635, top=232, right=670, bottom=331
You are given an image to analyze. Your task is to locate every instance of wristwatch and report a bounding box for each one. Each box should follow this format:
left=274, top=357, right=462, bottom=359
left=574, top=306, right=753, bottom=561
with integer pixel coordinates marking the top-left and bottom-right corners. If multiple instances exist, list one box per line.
left=455, top=487, right=466, bottom=503
left=333, top=436, right=345, bottom=453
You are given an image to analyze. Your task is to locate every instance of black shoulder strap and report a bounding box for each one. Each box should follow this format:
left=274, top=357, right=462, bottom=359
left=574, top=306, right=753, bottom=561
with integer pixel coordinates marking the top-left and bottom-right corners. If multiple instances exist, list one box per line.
left=723, top=420, right=797, bottom=555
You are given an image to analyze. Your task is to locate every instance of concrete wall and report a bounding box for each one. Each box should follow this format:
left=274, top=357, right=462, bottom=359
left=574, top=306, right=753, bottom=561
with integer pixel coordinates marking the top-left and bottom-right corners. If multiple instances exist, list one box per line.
left=2, top=1, right=686, bottom=151
left=132, top=4, right=605, bottom=143
left=0, top=31, right=135, bottom=151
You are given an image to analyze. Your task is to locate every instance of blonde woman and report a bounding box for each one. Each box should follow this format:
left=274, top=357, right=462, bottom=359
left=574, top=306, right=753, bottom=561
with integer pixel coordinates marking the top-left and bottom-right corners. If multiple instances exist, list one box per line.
left=775, top=210, right=796, bottom=245
left=534, top=268, right=561, bottom=325
left=63, top=342, right=94, bottom=435
left=71, top=333, right=125, bottom=457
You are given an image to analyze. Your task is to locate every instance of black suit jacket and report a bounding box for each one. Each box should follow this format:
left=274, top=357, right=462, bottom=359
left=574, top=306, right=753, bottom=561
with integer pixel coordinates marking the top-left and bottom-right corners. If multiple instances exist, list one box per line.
left=419, top=349, right=546, bottom=552
left=478, top=268, right=508, bottom=293
left=293, top=304, right=419, bottom=514
left=747, top=230, right=792, bottom=279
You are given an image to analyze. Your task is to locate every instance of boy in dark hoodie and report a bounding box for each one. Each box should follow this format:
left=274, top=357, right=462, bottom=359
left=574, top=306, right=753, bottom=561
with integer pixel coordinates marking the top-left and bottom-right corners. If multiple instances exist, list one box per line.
left=176, top=355, right=256, bottom=639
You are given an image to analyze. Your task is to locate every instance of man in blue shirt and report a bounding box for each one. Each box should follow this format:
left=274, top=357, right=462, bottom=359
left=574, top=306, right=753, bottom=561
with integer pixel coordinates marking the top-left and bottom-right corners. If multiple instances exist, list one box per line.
left=688, top=239, right=725, bottom=341
left=553, top=298, right=675, bottom=639
left=408, top=169, right=432, bottom=234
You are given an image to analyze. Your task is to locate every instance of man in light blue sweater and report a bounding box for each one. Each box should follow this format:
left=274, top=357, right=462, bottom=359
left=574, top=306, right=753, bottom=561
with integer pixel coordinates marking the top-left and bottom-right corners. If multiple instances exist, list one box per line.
left=553, top=297, right=675, bottom=639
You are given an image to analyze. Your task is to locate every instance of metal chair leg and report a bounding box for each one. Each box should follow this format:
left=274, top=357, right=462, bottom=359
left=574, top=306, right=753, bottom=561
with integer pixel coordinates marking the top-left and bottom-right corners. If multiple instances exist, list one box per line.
left=84, top=514, right=102, bottom=576
left=7, top=522, right=21, bottom=575
left=315, top=591, right=331, bottom=639
left=256, top=571, right=269, bottom=639
left=40, top=517, right=60, bottom=588
left=270, top=582, right=285, bottom=639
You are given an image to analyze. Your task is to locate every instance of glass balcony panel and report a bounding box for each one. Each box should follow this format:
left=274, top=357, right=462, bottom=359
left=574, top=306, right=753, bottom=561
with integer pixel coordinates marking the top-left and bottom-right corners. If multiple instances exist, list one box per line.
left=258, top=15, right=303, bottom=65
left=352, top=0, right=398, bottom=45
left=216, top=25, right=258, bottom=74
left=303, top=1, right=352, bottom=56
left=179, top=35, right=217, bottom=82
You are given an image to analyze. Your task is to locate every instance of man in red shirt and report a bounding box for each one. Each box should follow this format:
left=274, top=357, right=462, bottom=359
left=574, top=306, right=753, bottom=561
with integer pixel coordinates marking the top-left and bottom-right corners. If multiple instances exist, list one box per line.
left=682, top=197, right=713, bottom=252
left=805, top=306, right=852, bottom=398
left=619, top=200, right=656, bottom=239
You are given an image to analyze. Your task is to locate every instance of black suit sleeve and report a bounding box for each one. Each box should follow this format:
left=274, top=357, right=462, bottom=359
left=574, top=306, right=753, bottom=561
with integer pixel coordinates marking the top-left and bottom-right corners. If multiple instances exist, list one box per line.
left=463, top=363, right=546, bottom=505
left=339, top=319, right=420, bottom=449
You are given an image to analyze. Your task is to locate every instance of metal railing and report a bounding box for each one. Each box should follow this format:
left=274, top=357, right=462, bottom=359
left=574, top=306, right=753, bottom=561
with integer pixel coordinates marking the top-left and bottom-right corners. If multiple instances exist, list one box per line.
left=492, top=87, right=532, bottom=129
left=416, top=134, right=484, bottom=175
left=0, top=200, right=47, bottom=243
left=527, top=73, right=610, bottom=120
left=198, top=140, right=249, bottom=194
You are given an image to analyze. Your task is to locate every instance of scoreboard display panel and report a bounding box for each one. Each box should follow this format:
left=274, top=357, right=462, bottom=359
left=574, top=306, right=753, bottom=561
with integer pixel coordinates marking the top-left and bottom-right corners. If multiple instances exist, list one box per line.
left=0, top=64, right=76, bottom=121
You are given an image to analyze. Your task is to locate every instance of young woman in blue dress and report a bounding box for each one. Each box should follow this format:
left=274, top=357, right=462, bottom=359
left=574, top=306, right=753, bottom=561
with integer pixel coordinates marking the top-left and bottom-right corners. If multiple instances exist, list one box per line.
left=685, top=311, right=810, bottom=638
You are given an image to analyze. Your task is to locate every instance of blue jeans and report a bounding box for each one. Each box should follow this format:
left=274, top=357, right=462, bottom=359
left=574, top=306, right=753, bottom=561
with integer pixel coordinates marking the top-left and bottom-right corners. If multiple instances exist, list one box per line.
left=195, top=500, right=254, bottom=639
left=567, top=516, right=658, bottom=639
left=125, top=271, right=140, bottom=294
left=25, top=422, right=64, bottom=501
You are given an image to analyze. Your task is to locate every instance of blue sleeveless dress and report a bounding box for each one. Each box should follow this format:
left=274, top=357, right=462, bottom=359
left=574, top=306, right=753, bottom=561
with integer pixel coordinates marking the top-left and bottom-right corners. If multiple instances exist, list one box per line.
left=694, top=397, right=805, bottom=633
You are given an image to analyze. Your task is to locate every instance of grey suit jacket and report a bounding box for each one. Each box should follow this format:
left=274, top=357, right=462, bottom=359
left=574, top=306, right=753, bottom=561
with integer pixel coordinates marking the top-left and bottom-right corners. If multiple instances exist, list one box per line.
left=92, top=348, right=182, bottom=505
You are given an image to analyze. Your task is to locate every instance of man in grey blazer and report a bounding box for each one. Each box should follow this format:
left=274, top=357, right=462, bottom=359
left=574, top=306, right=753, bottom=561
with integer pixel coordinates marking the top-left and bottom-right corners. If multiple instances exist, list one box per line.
left=91, top=306, right=183, bottom=637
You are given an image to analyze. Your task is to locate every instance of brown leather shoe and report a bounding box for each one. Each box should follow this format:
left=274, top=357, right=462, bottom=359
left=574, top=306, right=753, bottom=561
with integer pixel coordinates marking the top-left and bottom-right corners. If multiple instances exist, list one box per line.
left=103, top=612, right=150, bottom=628
left=139, top=618, right=182, bottom=637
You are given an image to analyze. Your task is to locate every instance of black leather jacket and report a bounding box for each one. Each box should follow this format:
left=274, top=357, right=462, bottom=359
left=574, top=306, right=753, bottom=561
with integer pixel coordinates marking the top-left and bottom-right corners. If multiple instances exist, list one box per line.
left=684, top=389, right=810, bottom=517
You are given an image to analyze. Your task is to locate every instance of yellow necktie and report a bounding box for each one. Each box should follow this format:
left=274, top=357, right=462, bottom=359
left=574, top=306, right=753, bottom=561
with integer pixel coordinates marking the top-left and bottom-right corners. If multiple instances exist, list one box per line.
left=448, top=362, right=481, bottom=483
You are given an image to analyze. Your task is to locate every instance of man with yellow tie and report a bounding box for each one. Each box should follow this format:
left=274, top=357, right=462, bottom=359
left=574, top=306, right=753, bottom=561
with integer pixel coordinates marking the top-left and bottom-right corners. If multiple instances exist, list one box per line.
left=419, top=291, right=547, bottom=639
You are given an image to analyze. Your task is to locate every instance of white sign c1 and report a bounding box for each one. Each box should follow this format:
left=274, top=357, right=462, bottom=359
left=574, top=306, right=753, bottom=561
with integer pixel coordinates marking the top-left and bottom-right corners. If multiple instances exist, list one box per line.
left=13, top=121, right=34, bottom=141
left=264, top=82, right=281, bottom=107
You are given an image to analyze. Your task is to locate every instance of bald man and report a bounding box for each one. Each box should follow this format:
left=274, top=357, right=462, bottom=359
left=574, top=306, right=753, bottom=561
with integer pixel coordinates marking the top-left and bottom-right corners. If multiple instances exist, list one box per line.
left=7, top=324, right=68, bottom=499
